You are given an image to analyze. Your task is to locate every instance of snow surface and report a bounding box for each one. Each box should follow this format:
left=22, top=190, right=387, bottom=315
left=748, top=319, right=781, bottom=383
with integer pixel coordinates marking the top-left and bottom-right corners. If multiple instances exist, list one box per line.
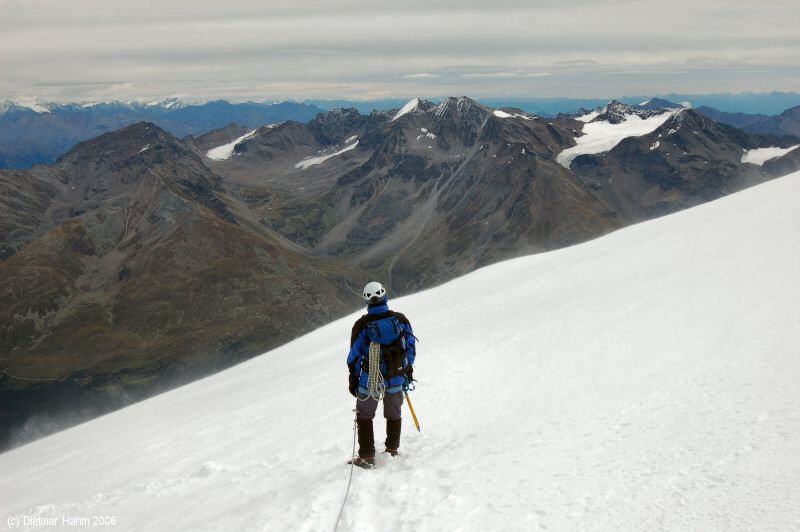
left=146, top=98, right=181, bottom=109
left=558, top=110, right=677, bottom=168
left=416, top=128, right=436, bottom=141
left=295, top=141, right=359, bottom=170
left=205, top=130, right=257, bottom=161
left=574, top=110, right=599, bottom=123
left=741, top=145, right=800, bottom=166
left=0, top=99, right=51, bottom=113
left=493, top=110, right=535, bottom=120
left=1, top=174, right=799, bottom=531
left=390, top=98, right=420, bottom=122
left=17, top=99, right=51, bottom=113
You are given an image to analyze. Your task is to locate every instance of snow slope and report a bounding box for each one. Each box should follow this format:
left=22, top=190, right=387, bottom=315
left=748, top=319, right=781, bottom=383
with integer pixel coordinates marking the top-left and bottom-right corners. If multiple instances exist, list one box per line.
left=742, top=145, right=800, bottom=166
left=558, top=110, right=677, bottom=168
left=2, top=174, right=799, bottom=531
left=390, top=98, right=420, bottom=122
left=205, top=130, right=258, bottom=161
left=574, top=110, right=600, bottom=123
left=295, top=141, right=359, bottom=170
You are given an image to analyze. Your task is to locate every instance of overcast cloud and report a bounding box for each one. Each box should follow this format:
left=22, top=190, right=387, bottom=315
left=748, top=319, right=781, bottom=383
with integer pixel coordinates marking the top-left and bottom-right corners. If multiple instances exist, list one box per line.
left=1, top=0, right=798, bottom=102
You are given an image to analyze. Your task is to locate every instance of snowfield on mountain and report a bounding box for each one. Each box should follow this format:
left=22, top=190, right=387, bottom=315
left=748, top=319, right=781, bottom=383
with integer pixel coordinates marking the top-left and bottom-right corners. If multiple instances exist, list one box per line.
left=557, top=109, right=678, bottom=168
left=1, top=172, right=798, bottom=531
left=205, top=129, right=257, bottom=161
left=295, top=139, right=360, bottom=169
left=741, top=144, right=800, bottom=166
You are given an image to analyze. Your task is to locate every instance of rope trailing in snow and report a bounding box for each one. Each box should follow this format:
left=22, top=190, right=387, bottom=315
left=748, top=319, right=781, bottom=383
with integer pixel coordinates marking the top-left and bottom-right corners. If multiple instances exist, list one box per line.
left=333, top=409, right=359, bottom=532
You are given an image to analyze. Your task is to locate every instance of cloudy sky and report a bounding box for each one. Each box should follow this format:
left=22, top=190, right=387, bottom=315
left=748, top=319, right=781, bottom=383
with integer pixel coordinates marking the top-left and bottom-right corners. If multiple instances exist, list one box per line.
left=1, top=0, right=798, bottom=103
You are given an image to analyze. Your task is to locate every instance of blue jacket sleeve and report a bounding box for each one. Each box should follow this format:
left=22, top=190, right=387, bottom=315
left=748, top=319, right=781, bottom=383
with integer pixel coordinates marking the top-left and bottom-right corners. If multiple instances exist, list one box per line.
left=403, top=323, right=416, bottom=366
left=347, top=330, right=367, bottom=375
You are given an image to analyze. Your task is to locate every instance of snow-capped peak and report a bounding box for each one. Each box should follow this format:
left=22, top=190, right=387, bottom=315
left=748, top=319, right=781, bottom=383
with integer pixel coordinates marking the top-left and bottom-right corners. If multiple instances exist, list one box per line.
left=145, top=97, right=183, bottom=109
left=390, top=98, right=421, bottom=122
left=17, top=98, right=52, bottom=113
left=0, top=99, right=52, bottom=114
left=73, top=99, right=186, bottom=111
left=635, top=98, right=685, bottom=111
left=432, top=96, right=487, bottom=119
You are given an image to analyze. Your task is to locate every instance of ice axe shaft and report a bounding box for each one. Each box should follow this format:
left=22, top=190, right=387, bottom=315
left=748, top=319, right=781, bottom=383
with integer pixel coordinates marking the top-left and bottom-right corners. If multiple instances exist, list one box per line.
left=403, top=390, right=421, bottom=432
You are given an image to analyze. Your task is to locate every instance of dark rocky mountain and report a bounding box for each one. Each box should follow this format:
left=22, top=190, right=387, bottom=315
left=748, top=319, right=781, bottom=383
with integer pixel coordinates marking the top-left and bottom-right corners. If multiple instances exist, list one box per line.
left=183, top=123, right=253, bottom=156
left=1, top=96, right=792, bottom=451
left=0, top=123, right=358, bottom=450
left=569, top=99, right=683, bottom=123
left=0, top=100, right=324, bottom=169
left=601, top=99, right=673, bottom=123
left=569, top=106, right=773, bottom=219
left=762, top=146, right=800, bottom=177
left=206, top=97, right=780, bottom=292
left=206, top=96, right=619, bottom=293
left=695, top=105, right=800, bottom=138
left=309, top=93, right=800, bottom=118
left=635, top=98, right=684, bottom=111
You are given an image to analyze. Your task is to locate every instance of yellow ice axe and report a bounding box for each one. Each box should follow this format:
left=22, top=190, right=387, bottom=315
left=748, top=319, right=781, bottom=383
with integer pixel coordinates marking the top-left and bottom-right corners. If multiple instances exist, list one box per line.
left=403, top=390, right=421, bottom=432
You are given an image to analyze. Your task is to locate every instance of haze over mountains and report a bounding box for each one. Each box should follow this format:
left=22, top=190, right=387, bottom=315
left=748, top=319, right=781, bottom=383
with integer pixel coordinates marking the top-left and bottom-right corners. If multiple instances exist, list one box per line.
left=695, top=105, right=800, bottom=138
left=0, top=99, right=324, bottom=169
left=1, top=95, right=798, bottom=451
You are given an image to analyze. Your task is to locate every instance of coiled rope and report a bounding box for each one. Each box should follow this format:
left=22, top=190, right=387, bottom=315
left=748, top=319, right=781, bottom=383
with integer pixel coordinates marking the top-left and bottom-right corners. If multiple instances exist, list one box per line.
left=365, top=341, right=385, bottom=400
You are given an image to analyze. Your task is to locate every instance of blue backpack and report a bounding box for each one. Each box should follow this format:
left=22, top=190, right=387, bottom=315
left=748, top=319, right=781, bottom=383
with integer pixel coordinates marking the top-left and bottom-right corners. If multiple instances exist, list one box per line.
left=365, top=316, right=408, bottom=378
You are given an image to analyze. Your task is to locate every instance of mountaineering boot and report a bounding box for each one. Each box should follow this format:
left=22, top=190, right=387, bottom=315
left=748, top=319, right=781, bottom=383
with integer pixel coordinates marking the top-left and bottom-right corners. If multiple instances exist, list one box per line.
left=348, top=456, right=376, bottom=469
left=385, top=418, right=401, bottom=455
left=356, top=418, right=376, bottom=460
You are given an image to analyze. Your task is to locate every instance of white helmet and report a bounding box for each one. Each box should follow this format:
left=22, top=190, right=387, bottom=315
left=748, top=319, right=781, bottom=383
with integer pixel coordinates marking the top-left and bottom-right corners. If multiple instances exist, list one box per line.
left=362, top=281, right=387, bottom=304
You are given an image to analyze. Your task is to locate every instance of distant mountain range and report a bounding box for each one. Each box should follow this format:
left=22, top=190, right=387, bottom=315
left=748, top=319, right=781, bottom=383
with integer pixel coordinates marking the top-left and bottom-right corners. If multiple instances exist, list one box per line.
left=0, top=99, right=324, bottom=169
left=694, top=105, right=800, bottom=138
left=1, top=96, right=798, bottom=451
left=3, top=93, right=798, bottom=171
left=307, top=92, right=800, bottom=117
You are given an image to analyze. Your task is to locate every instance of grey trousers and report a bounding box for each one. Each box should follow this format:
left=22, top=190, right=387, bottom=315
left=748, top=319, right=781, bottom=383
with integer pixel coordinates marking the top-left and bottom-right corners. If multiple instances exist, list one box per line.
left=356, top=391, right=403, bottom=421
